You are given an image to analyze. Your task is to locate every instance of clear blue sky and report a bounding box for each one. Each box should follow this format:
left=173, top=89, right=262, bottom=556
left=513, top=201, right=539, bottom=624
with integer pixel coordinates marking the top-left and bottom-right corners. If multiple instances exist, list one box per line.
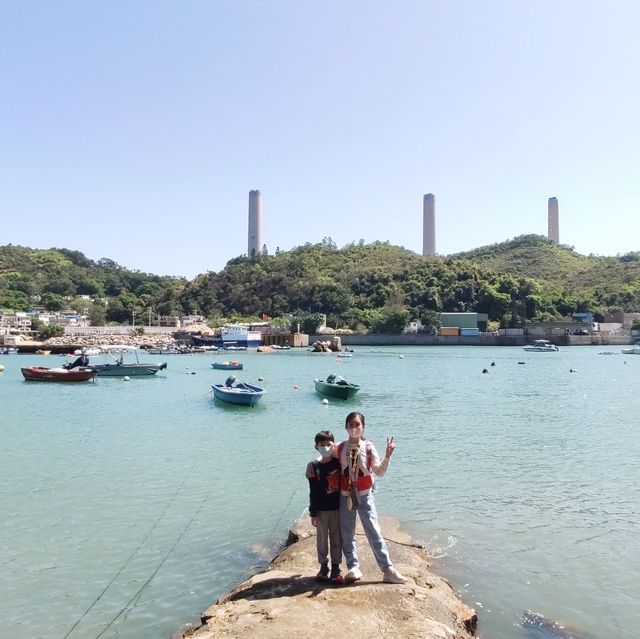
left=1, top=1, right=638, bottom=278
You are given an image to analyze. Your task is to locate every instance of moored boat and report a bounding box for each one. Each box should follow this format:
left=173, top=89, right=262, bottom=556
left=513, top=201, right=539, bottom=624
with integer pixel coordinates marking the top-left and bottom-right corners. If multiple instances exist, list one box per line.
left=621, top=344, right=640, bottom=355
left=211, top=361, right=243, bottom=370
left=21, top=366, right=96, bottom=382
left=313, top=373, right=360, bottom=400
left=211, top=376, right=265, bottom=406
left=66, top=346, right=168, bottom=376
left=523, top=340, right=559, bottom=352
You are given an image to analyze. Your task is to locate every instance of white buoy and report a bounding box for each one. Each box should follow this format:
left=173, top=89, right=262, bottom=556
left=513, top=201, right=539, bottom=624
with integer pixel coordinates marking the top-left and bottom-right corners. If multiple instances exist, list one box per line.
left=123, top=376, right=130, bottom=381
left=399, top=355, right=404, bottom=359
left=322, top=398, right=329, bottom=405
left=258, top=376, right=265, bottom=381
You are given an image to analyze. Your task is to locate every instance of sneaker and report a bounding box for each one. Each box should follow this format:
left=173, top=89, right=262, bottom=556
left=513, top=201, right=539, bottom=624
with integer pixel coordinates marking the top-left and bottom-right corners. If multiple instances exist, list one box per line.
left=344, top=566, right=363, bottom=582
left=383, top=566, right=407, bottom=584
left=315, top=562, right=329, bottom=581
left=330, top=564, right=343, bottom=584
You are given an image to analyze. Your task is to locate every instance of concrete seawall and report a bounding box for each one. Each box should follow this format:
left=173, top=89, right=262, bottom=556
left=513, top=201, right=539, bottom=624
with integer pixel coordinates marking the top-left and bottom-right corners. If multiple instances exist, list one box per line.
left=311, top=333, right=635, bottom=347
left=173, top=517, right=477, bottom=639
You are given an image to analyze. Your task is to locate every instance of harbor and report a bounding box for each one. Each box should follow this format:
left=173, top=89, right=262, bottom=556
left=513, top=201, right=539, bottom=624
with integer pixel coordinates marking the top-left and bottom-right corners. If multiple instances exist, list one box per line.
left=0, top=345, right=637, bottom=639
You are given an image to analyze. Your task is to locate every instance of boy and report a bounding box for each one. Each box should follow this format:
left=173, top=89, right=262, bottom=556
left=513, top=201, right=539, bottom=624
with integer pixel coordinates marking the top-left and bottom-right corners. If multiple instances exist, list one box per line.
left=306, top=430, right=344, bottom=584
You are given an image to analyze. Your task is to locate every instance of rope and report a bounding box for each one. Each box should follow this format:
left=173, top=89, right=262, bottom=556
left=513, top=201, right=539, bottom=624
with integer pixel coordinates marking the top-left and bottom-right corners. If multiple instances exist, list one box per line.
left=93, top=489, right=210, bottom=639
left=354, top=532, right=425, bottom=549
left=62, top=462, right=195, bottom=639
left=270, top=486, right=299, bottom=537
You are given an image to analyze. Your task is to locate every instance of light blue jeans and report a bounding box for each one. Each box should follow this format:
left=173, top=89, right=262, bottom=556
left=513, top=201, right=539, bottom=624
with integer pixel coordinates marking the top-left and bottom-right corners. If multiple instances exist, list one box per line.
left=339, top=492, right=392, bottom=571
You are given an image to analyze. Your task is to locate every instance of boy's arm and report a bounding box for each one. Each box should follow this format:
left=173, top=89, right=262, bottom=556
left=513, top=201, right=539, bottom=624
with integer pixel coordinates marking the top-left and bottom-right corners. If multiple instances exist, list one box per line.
left=307, top=462, right=320, bottom=521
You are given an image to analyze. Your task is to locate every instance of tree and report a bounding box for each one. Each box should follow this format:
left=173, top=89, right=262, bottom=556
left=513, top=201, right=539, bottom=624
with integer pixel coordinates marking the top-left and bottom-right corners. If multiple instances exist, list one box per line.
left=38, top=323, right=65, bottom=340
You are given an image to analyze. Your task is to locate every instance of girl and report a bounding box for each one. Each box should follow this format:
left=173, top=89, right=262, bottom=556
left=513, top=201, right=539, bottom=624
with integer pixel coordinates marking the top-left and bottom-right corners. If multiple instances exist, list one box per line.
left=337, top=411, right=407, bottom=584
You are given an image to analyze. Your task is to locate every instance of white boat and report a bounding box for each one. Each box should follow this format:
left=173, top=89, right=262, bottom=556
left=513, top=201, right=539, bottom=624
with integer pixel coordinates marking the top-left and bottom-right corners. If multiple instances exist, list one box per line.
left=621, top=345, right=640, bottom=355
left=523, top=340, right=559, bottom=352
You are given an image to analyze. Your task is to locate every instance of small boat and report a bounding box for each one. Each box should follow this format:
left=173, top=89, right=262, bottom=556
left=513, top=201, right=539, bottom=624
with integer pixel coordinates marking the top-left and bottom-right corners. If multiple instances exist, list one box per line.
left=314, top=373, right=360, bottom=400
left=21, top=366, right=96, bottom=382
left=35, top=349, right=52, bottom=355
left=69, top=346, right=168, bottom=376
left=211, top=361, right=243, bottom=370
left=222, top=345, right=248, bottom=352
left=211, top=376, right=265, bottom=406
left=271, top=345, right=291, bottom=350
left=523, top=340, right=559, bottom=352
left=621, top=345, right=640, bottom=355
left=335, top=351, right=353, bottom=358
left=0, top=347, right=18, bottom=355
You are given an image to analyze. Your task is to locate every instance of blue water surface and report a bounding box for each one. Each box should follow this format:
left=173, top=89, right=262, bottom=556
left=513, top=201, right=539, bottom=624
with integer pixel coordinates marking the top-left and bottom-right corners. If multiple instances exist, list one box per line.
left=0, top=346, right=637, bottom=638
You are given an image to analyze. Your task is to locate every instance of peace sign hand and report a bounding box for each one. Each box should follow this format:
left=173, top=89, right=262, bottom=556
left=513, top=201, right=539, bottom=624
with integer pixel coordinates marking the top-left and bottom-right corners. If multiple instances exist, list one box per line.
left=385, top=436, right=396, bottom=459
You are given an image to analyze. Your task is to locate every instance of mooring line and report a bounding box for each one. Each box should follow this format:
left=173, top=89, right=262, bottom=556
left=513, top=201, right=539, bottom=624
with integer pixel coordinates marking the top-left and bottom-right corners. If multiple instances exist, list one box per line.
left=62, top=461, right=196, bottom=639
left=93, top=489, right=210, bottom=639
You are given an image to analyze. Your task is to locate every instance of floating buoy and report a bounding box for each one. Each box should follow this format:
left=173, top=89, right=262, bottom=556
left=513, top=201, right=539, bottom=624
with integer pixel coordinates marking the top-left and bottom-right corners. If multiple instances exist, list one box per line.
left=518, top=361, right=526, bottom=365
left=258, top=376, right=265, bottom=381
left=322, top=398, right=329, bottom=405
left=482, top=368, right=488, bottom=374
left=123, top=376, right=130, bottom=381
left=570, top=368, right=578, bottom=373
left=293, top=384, right=299, bottom=390
left=191, top=371, right=196, bottom=375
left=0, top=364, right=5, bottom=372
left=490, top=361, right=496, bottom=367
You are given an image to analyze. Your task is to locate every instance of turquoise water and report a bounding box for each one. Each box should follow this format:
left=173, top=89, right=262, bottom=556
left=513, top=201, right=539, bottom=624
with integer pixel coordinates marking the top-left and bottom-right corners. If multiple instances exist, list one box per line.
left=0, top=346, right=638, bottom=638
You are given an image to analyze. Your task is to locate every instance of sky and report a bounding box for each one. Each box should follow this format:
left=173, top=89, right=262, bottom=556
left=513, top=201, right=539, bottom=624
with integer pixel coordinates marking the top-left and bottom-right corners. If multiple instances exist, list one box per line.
left=1, top=1, right=639, bottom=278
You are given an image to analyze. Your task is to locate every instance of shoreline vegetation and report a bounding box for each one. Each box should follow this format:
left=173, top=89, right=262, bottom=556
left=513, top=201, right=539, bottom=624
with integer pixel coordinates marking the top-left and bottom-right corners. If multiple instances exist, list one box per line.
left=3, top=237, right=640, bottom=340
left=172, top=517, right=477, bottom=639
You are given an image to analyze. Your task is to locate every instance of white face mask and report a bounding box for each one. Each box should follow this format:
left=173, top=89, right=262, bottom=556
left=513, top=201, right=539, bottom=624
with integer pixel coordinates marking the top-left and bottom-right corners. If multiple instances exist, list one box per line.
left=347, top=427, right=362, bottom=437
left=318, top=445, right=333, bottom=457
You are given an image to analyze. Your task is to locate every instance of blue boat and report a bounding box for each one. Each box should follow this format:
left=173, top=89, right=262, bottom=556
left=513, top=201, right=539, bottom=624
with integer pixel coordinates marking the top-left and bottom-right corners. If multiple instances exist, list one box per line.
left=211, top=376, right=265, bottom=406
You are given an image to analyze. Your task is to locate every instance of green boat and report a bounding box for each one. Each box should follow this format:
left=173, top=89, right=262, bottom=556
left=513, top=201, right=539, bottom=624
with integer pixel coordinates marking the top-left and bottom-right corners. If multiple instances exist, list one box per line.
left=313, top=373, right=360, bottom=400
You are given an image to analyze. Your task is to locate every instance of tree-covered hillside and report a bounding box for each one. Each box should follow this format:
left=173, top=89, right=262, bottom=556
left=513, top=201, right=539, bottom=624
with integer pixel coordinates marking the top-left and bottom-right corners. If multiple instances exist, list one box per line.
left=2, top=237, right=639, bottom=330
left=180, top=239, right=570, bottom=329
left=0, top=245, right=187, bottom=323
left=451, top=235, right=640, bottom=312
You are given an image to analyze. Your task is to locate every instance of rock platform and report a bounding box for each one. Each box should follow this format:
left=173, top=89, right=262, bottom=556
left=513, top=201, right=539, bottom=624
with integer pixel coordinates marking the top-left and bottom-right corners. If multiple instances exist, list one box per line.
left=174, top=517, right=477, bottom=639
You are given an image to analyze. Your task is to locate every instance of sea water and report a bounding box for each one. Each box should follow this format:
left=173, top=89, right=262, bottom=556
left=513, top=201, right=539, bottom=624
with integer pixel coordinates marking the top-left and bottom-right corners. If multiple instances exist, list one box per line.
left=0, top=346, right=637, bottom=639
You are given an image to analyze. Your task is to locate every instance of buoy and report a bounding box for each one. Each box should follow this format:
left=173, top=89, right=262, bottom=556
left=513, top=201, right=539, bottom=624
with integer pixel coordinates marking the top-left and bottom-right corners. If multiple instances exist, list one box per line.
left=518, top=361, right=526, bottom=365
left=482, top=368, right=488, bottom=374
left=0, top=364, right=5, bottom=372
left=258, top=376, right=265, bottom=381
left=191, top=371, right=196, bottom=375
left=490, top=361, right=496, bottom=367
left=123, top=376, right=130, bottom=381
left=293, top=384, right=299, bottom=390
left=399, top=355, right=404, bottom=359
left=322, top=398, right=329, bottom=405
left=570, top=368, right=578, bottom=373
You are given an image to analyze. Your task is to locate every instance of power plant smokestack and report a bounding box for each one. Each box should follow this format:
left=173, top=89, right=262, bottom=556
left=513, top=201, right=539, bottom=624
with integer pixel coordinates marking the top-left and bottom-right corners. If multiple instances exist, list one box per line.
left=422, top=193, right=436, bottom=256
left=548, top=197, right=559, bottom=244
left=248, top=190, right=263, bottom=257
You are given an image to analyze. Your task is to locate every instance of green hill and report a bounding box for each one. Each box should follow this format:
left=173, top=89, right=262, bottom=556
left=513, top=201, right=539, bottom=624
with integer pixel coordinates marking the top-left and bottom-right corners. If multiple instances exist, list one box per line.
left=2, top=237, right=639, bottom=331
left=450, top=235, right=640, bottom=311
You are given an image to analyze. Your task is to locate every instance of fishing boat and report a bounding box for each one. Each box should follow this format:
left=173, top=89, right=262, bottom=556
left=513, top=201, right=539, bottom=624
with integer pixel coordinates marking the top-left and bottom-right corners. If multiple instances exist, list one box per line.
left=621, top=344, right=640, bottom=355
left=1, top=347, right=18, bottom=355
left=211, top=376, right=265, bottom=406
left=68, top=346, right=168, bottom=376
left=211, top=360, right=243, bottom=370
left=314, top=373, right=360, bottom=400
left=21, top=366, right=96, bottom=382
left=522, top=340, right=559, bottom=352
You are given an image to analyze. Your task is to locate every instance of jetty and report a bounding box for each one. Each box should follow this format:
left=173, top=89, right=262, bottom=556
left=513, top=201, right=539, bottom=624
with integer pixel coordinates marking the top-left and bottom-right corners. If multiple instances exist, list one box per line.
left=173, top=517, right=477, bottom=639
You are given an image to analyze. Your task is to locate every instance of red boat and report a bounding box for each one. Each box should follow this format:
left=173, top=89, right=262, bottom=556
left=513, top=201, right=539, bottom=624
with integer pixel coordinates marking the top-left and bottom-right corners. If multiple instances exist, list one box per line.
left=21, top=366, right=96, bottom=382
